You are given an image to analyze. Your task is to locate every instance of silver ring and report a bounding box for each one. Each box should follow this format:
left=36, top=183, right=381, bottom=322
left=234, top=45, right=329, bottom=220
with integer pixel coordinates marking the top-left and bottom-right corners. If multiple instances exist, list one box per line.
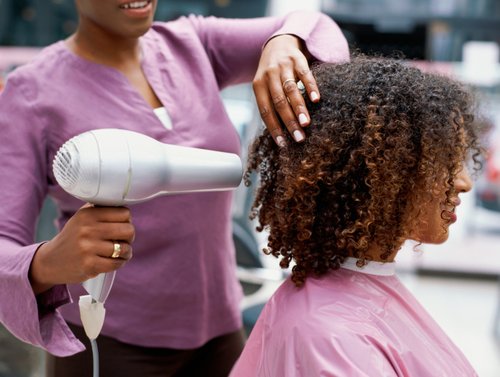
left=111, top=242, right=121, bottom=259
left=282, top=78, right=296, bottom=89
left=296, top=80, right=306, bottom=94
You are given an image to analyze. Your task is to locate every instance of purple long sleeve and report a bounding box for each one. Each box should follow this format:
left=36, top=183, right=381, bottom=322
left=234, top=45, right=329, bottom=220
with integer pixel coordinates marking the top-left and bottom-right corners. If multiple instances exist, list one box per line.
left=0, top=75, right=84, bottom=355
left=184, top=11, right=348, bottom=88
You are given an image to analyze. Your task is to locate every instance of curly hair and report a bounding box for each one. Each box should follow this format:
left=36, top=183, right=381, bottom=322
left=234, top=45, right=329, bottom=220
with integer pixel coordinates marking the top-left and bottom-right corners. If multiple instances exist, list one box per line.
left=245, top=56, right=484, bottom=287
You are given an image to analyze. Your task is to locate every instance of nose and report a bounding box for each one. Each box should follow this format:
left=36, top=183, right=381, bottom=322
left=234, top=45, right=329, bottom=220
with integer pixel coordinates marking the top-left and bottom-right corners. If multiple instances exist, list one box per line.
left=454, top=165, right=473, bottom=194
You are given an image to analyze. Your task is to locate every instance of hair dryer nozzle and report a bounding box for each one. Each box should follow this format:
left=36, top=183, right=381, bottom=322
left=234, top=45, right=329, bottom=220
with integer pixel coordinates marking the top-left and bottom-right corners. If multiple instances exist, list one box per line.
left=53, top=131, right=102, bottom=201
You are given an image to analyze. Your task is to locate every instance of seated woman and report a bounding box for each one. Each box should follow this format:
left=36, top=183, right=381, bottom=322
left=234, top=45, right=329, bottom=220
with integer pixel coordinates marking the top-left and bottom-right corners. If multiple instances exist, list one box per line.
left=230, top=56, right=483, bottom=377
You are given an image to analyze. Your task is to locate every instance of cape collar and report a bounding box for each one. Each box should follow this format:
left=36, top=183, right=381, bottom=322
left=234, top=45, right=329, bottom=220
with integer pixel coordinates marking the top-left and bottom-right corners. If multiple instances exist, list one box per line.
left=340, top=257, right=396, bottom=276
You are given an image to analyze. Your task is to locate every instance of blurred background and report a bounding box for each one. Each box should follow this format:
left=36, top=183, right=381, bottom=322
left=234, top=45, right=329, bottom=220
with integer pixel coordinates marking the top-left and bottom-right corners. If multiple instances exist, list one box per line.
left=0, top=0, right=499, bottom=376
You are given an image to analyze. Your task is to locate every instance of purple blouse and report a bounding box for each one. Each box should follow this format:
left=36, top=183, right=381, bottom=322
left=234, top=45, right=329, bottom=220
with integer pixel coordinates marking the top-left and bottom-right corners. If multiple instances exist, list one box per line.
left=0, top=12, right=348, bottom=356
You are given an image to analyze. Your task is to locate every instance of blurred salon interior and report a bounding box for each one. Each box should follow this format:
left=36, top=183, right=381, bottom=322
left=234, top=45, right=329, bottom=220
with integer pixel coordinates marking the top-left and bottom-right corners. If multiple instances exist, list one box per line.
left=0, top=0, right=499, bottom=376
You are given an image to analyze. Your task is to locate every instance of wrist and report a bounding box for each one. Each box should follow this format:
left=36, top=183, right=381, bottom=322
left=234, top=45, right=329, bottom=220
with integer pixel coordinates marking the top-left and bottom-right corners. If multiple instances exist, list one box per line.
left=29, top=242, right=55, bottom=294
left=267, top=33, right=300, bottom=47
left=267, top=34, right=312, bottom=60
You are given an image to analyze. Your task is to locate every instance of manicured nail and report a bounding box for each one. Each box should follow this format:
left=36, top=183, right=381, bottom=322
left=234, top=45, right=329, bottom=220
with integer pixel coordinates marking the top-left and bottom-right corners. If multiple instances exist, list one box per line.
left=276, top=135, right=286, bottom=147
left=311, top=91, right=319, bottom=102
left=298, top=113, right=308, bottom=126
left=293, top=130, right=304, bottom=142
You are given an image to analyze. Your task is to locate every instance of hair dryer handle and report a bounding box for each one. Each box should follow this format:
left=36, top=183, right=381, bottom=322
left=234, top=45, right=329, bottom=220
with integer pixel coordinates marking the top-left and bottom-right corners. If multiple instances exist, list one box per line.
left=82, top=271, right=116, bottom=303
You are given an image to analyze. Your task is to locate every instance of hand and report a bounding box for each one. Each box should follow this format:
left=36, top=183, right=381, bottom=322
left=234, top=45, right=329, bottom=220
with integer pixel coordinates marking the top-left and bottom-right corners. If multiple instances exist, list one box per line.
left=253, top=34, right=320, bottom=146
left=29, top=204, right=134, bottom=294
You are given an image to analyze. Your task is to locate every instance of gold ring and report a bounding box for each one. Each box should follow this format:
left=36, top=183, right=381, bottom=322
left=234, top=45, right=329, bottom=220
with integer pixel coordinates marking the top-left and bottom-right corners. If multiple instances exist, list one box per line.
left=111, top=242, right=121, bottom=258
left=282, top=78, right=296, bottom=89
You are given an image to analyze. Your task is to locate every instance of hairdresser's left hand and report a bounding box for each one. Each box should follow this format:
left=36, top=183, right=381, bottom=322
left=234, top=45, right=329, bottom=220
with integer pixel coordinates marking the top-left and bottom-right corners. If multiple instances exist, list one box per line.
left=253, top=34, right=320, bottom=147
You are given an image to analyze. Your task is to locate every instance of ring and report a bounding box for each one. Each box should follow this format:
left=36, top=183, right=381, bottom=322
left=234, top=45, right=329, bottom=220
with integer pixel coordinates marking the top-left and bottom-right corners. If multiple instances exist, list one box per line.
left=282, top=78, right=296, bottom=89
left=111, top=242, right=121, bottom=259
left=297, top=80, right=306, bottom=94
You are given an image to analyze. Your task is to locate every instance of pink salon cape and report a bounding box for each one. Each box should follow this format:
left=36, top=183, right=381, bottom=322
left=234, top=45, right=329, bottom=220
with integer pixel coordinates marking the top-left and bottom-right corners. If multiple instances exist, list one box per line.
left=230, top=258, right=478, bottom=377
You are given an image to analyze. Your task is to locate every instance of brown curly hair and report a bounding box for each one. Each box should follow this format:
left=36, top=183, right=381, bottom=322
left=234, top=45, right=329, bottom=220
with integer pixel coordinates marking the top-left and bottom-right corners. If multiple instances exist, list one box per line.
left=245, top=56, right=484, bottom=287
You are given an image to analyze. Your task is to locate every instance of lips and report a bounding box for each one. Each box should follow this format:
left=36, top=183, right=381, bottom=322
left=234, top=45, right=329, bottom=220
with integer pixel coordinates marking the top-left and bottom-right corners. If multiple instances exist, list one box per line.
left=445, top=210, right=457, bottom=223
left=443, top=197, right=460, bottom=224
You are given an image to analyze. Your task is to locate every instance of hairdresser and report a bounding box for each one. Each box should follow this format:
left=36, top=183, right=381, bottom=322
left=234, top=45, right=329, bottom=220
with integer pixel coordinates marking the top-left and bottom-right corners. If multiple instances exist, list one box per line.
left=0, top=1, right=348, bottom=376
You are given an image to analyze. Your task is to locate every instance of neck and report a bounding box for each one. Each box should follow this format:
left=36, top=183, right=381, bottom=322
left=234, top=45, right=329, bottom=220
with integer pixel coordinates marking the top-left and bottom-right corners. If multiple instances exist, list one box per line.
left=349, top=244, right=401, bottom=263
left=67, top=24, right=141, bottom=69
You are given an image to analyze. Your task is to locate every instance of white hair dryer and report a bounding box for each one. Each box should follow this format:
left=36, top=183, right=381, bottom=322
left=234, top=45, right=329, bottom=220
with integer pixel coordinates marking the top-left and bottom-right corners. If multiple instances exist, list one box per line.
left=53, top=128, right=243, bottom=303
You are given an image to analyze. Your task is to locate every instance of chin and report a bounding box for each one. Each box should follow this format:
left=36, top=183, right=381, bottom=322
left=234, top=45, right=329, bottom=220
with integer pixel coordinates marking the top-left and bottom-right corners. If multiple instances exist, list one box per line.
left=430, top=236, right=449, bottom=245
left=411, top=230, right=450, bottom=245
left=428, top=233, right=450, bottom=245
left=129, top=24, right=153, bottom=38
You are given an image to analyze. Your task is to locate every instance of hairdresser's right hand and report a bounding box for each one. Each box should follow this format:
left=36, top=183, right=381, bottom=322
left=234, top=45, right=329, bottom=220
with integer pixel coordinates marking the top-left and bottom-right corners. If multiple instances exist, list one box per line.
left=29, top=204, right=134, bottom=295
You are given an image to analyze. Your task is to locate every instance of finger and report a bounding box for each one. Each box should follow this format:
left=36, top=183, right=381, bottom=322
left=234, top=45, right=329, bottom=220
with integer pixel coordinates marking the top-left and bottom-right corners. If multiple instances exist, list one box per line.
left=282, top=76, right=310, bottom=128
left=268, top=69, right=304, bottom=143
left=95, top=240, right=133, bottom=261
left=80, top=205, right=132, bottom=223
left=253, top=79, right=286, bottom=147
left=90, top=222, right=135, bottom=244
left=86, top=256, right=129, bottom=277
left=81, top=245, right=131, bottom=279
left=295, top=61, right=320, bottom=103
left=73, top=221, right=135, bottom=247
left=110, top=241, right=122, bottom=258
left=108, top=241, right=133, bottom=261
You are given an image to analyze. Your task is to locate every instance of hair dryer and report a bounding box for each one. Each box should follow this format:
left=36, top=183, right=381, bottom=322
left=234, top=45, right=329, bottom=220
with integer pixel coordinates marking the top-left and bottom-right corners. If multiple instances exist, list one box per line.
left=52, top=128, right=243, bottom=303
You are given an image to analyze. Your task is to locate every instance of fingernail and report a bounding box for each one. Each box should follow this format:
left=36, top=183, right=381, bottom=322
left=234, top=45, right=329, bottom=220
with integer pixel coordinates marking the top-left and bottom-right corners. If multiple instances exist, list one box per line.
left=298, top=113, right=308, bottom=126
left=293, top=130, right=304, bottom=142
left=311, top=91, right=319, bottom=102
left=276, top=135, right=286, bottom=147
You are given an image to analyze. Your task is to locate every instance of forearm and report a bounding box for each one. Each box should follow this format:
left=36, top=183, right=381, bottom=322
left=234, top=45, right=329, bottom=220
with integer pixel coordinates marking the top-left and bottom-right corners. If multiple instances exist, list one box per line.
left=189, top=11, right=349, bottom=88
left=265, top=34, right=313, bottom=61
left=270, top=11, right=349, bottom=64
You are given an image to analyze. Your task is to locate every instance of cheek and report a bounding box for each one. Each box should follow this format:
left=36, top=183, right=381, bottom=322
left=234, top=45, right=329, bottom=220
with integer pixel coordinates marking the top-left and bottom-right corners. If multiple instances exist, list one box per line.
left=409, top=206, right=450, bottom=244
left=80, top=2, right=119, bottom=26
left=428, top=211, right=450, bottom=244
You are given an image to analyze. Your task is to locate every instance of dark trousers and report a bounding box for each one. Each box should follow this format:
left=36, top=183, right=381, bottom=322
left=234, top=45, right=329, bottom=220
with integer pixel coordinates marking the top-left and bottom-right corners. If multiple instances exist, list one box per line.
left=46, top=323, right=246, bottom=377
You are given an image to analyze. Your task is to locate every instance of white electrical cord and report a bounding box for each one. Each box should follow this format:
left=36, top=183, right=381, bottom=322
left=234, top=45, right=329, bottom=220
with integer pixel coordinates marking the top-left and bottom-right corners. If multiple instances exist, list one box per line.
left=79, top=295, right=106, bottom=377
left=90, top=338, right=99, bottom=377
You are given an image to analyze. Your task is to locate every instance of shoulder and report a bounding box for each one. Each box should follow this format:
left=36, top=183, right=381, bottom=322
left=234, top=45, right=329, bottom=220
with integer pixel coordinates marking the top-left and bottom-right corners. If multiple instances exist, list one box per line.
left=11, top=42, right=65, bottom=74
left=263, top=274, right=376, bottom=330
left=4, top=42, right=68, bottom=97
left=252, top=279, right=396, bottom=376
left=262, top=272, right=401, bottom=346
left=239, top=274, right=407, bottom=376
left=140, top=16, right=206, bottom=58
left=146, top=15, right=202, bottom=40
left=145, top=14, right=235, bottom=45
